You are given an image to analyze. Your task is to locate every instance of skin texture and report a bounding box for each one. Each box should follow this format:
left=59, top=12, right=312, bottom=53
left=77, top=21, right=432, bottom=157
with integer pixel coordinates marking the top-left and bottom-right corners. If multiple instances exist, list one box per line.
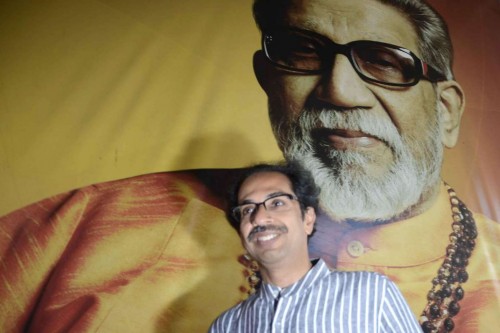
left=237, top=171, right=315, bottom=287
left=254, top=0, right=464, bottom=220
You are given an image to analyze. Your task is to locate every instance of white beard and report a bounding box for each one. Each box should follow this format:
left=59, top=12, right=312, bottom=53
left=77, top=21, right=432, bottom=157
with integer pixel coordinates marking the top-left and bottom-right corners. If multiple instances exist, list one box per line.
left=274, top=106, right=443, bottom=223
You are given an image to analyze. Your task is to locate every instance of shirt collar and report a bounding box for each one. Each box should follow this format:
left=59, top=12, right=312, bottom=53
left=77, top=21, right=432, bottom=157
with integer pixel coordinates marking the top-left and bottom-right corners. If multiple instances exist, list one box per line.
left=258, top=259, right=330, bottom=301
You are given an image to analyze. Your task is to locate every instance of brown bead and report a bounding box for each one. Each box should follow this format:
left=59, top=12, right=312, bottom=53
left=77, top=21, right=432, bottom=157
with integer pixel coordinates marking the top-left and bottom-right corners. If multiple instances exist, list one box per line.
left=444, top=317, right=455, bottom=331
left=452, top=255, right=464, bottom=267
left=452, top=222, right=462, bottom=231
left=448, top=272, right=458, bottom=283
left=448, top=300, right=460, bottom=316
left=421, top=321, right=435, bottom=333
left=458, top=270, right=469, bottom=283
left=441, top=285, right=452, bottom=298
left=430, top=303, right=441, bottom=318
left=455, top=286, right=464, bottom=300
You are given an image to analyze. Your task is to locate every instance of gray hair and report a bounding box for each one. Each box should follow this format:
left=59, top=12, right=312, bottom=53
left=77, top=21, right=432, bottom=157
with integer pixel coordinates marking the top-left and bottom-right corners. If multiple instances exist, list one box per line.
left=252, top=0, right=454, bottom=80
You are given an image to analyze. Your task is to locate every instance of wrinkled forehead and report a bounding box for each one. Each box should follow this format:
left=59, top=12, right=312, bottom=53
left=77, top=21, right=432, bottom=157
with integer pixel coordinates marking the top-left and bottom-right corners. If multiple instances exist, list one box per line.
left=270, top=0, right=419, bottom=52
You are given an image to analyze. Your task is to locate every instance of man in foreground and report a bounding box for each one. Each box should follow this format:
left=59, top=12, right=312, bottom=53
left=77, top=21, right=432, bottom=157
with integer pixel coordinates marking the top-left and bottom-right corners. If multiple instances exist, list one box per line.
left=209, top=162, right=422, bottom=332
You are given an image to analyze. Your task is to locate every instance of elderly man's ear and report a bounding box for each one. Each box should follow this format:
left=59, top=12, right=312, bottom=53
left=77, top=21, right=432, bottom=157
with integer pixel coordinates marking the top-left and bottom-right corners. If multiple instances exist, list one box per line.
left=253, top=50, right=274, bottom=94
left=437, top=80, right=465, bottom=148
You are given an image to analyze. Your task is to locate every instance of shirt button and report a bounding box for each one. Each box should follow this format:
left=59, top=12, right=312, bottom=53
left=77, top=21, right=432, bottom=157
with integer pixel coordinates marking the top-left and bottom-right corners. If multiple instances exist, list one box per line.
left=347, top=240, right=365, bottom=258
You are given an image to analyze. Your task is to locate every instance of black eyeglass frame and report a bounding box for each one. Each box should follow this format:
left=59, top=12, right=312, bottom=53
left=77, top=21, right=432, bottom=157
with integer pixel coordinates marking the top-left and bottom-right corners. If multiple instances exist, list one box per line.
left=262, top=28, right=446, bottom=87
left=231, top=193, right=299, bottom=223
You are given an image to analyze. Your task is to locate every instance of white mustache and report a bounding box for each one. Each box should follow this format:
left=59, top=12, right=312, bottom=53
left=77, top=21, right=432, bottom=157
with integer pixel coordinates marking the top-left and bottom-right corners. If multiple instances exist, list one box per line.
left=295, top=108, right=403, bottom=150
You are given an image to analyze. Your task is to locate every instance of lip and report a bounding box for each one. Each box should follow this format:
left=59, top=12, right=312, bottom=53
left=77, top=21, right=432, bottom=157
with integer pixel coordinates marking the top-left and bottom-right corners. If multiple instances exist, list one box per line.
left=254, top=232, right=279, bottom=243
left=248, top=230, right=280, bottom=243
left=312, top=128, right=384, bottom=149
left=247, top=225, right=288, bottom=243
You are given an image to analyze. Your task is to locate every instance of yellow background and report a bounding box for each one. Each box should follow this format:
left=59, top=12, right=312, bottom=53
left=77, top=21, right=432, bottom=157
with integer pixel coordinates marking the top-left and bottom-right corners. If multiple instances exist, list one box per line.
left=0, top=0, right=498, bottom=220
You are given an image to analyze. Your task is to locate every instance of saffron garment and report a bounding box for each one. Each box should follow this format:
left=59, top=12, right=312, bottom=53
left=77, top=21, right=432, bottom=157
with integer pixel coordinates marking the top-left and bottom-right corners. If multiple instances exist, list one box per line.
left=308, top=184, right=500, bottom=332
left=0, top=170, right=250, bottom=333
left=0, top=169, right=499, bottom=332
left=208, top=259, right=423, bottom=333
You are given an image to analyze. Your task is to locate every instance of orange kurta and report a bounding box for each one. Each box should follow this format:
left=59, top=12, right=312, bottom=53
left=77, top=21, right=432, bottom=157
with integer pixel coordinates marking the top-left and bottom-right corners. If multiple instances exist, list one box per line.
left=0, top=171, right=248, bottom=332
left=309, top=183, right=500, bottom=332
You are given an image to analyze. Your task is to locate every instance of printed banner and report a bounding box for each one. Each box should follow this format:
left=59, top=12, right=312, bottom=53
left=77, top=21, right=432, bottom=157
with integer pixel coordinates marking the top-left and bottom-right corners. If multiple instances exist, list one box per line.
left=0, top=0, right=498, bottom=332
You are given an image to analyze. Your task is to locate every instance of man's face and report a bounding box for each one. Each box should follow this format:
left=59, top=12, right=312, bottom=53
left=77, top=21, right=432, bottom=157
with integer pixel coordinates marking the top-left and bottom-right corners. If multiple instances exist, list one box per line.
left=237, top=171, right=315, bottom=266
left=255, top=0, right=447, bottom=223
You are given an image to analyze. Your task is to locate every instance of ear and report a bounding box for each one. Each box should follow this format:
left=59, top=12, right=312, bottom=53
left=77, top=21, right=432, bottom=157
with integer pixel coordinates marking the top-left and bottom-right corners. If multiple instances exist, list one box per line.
left=303, top=207, right=316, bottom=235
left=436, top=80, right=465, bottom=148
left=253, top=50, right=273, bottom=95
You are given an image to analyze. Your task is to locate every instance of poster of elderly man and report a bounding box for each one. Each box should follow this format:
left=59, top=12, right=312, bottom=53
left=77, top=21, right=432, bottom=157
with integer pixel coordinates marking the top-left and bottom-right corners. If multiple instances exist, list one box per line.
left=0, top=0, right=498, bottom=332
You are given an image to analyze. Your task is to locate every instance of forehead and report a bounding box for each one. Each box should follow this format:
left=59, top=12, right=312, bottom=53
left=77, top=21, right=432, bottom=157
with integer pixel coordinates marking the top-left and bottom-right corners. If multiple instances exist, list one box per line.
left=282, top=0, right=419, bottom=53
left=238, top=171, right=293, bottom=201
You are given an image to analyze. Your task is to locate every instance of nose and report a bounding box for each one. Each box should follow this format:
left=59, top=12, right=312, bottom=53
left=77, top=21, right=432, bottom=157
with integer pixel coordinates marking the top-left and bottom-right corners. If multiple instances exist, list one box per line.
left=250, top=203, right=272, bottom=225
left=313, top=55, right=375, bottom=109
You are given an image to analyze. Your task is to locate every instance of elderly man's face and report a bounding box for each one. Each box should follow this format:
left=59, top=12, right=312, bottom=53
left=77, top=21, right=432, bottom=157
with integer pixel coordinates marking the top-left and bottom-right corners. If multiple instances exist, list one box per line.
left=254, top=0, right=458, bottom=222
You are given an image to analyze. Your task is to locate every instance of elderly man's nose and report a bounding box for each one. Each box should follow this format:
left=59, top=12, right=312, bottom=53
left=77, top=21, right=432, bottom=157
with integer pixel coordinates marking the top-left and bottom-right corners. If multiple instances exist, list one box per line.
left=314, top=55, right=375, bottom=109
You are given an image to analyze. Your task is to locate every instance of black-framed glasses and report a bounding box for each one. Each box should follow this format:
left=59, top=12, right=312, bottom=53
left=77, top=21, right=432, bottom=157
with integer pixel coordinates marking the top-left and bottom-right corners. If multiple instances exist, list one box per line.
left=232, top=193, right=299, bottom=223
left=262, top=28, right=446, bottom=87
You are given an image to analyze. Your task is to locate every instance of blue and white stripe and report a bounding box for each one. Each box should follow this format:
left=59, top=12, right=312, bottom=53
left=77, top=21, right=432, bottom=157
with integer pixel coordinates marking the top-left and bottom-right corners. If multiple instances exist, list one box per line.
left=208, top=259, right=422, bottom=333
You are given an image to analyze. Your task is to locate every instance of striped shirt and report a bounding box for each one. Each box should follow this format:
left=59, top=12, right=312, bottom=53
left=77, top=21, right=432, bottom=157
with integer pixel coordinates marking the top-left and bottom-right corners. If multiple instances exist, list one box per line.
left=208, top=259, right=422, bottom=333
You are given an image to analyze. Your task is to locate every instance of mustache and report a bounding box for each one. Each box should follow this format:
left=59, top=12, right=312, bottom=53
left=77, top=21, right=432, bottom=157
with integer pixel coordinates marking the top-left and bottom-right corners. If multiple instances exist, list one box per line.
left=247, top=224, right=288, bottom=242
left=309, top=107, right=399, bottom=143
left=278, top=107, right=403, bottom=151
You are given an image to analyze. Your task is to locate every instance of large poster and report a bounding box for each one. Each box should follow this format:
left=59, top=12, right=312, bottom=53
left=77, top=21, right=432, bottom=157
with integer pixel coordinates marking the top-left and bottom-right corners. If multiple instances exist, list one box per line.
left=0, top=0, right=498, bottom=332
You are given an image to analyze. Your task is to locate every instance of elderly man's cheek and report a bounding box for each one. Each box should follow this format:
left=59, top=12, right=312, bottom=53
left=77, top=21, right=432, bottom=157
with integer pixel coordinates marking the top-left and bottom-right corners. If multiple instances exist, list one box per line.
left=280, top=76, right=318, bottom=116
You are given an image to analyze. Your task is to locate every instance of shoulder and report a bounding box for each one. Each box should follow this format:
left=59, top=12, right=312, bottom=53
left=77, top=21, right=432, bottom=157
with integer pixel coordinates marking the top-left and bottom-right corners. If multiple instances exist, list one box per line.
left=0, top=168, right=246, bottom=260
left=208, top=295, right=258, bottom=333
left=329, top=269, right=391, bottom=287
left=323, top=269, right=396, bottom=300
left=334, top=271, right=423, bottom=331
left=1, top=168, right=247, bottom=221
left=208, top=307, right=239, bottom=333
left=470, top=212, right=500, bottom=277
left=87, top=168, right=245, bottom=209
left=474, top=212, right=500, bottom=247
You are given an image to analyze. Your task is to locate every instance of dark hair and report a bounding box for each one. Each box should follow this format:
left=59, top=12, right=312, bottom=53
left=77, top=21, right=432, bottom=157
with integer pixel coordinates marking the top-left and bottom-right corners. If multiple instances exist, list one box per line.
left=253, top=0, right=454, bottom=80
left=226, top=161, right=320, bottom=229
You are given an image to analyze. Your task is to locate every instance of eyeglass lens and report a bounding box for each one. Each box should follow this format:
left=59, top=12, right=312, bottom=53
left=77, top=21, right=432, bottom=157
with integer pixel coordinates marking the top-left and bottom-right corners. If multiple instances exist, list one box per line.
left=351, top=44, right=419, bottom=84
left=264, top=29, right=426, bottom=86
left=233, top=194, right=295, bottom=221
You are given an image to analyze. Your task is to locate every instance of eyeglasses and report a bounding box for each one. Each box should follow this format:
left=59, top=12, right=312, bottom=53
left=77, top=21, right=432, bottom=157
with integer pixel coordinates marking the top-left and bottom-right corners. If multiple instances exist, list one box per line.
left=232, top=193, right=299, bottom=223
left=262, top=28, right=446, bottom=87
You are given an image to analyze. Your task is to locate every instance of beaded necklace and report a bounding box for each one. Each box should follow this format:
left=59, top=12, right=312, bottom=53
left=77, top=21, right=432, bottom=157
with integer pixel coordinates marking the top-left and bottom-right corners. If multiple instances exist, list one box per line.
left=419, top=185, right=477, bottom=332
left=240, top=184, right=477, bottom=332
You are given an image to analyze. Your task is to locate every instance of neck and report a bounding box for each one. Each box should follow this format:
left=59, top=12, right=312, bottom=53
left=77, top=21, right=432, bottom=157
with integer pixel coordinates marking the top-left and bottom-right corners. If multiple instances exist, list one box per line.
left=395, top=181, right=442, bottom=222
left=308, top=182, right=450, bottom=267
left=259, top=255, right=312, bottom=288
